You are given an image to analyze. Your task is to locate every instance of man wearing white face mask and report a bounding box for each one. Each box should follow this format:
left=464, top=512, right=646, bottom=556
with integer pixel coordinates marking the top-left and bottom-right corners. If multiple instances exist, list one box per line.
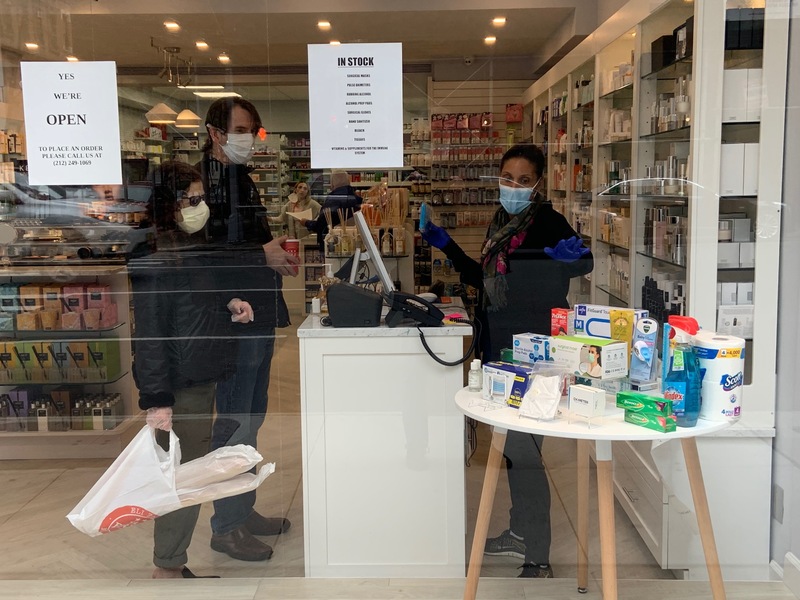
left=421, top=144, right=593, bottom=579
left=197, top=97, right=296, bottom=563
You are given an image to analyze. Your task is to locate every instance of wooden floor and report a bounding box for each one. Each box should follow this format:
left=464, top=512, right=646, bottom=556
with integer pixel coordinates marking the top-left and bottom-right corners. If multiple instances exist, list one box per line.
left=0, top=310, right=792, bottom=598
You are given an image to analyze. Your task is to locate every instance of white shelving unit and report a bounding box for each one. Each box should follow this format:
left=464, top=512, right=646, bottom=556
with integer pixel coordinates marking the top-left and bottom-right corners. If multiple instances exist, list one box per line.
left=523, top=0, right=788, bottom=580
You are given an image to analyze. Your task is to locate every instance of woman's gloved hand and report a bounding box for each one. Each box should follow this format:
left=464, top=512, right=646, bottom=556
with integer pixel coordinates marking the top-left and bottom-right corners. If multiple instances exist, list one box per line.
left=146, top=406, right=173, bottom=431
left=421, top=221, right=452, bottom=250
left=544, top=236, right=590, bottom=263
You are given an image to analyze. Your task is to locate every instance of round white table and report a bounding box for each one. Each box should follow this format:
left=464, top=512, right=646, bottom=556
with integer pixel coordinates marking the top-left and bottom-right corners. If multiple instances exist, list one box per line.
left=455, top=388, right=730, bottom=600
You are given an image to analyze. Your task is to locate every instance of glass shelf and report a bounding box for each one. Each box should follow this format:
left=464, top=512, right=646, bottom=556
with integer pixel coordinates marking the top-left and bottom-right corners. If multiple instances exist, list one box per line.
left=640, top=125, right=691, bottom=142
left=637, top=250, right=686, bottom=269
left=0, top=321, right=126, bottom=341
left=642, top=55, right=693, bottom=80
left=572, top=101, right=595, bottom=113
left=598, top=137, right=633, bottom=147
left=596, top=285, right=627, bottom=304
left=599, top=83, right=634, bottom=101
left=595, top=239, right=630, bottom=252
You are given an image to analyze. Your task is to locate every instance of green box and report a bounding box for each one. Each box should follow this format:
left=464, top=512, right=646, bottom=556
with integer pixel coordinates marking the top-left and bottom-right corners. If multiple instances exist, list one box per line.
left=624, top=410, right=677, bottom=433
left=616, top=391, right=673, bottom=416
left=86, top=340, right=121, bottom=382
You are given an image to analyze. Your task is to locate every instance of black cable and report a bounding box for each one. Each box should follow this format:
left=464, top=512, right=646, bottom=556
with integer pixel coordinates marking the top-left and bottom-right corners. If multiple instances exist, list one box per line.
left=416, top=317, right=480, bottom=367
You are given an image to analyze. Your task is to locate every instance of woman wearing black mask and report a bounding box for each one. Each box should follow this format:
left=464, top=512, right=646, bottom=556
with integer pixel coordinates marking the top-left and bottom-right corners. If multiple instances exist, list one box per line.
left=422, top=144, right=593, bottom=578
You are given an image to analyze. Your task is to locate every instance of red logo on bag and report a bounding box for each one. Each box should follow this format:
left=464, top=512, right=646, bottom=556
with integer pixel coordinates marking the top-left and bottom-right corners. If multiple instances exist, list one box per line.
left=100, top=505, right=158, bottom=533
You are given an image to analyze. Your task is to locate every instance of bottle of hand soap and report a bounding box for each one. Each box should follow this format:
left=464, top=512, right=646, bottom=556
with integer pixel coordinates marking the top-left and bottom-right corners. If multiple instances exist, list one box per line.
left=663, top=316, right=702, bottom=427
left=468, top=359, right=482, bottom=392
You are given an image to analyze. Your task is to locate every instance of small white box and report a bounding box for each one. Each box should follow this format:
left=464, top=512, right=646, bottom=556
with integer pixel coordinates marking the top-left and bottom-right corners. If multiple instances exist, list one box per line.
left=746, top=68, right=763, bottom=122
left=718, top=242, right=740, bottom=268
left=717, top=305, right=754, bottom=339
left=732, top=217, right=752, bottom=242
left=737, top=282, right=754, bottom=305
left=739, top=242, right=756, bottom=268
left=568, top=384, right=606, bottom=420
left=720, top=144, right=745, bottom=196
left=743, top=144, right=759, bottom=196
left=720, top=282, right=737, bottom=306
left=722, top=69, right=748, bottom=122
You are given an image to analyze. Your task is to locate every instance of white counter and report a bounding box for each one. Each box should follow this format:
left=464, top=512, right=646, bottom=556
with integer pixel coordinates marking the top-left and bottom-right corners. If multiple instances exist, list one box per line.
left=298, top=316, right=471, bottom=577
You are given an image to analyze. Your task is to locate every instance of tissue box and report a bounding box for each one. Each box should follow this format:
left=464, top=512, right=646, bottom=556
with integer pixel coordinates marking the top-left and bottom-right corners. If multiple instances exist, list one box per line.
left=86, top=284, right=112, bottom=309
left=15, top=312, right=39, bottom=331
left=549, top=336, right=628, bottom=380
left=551, top=308, right=574, bottom=336
left=616, top=391, right=673, bottom=416
left=569, top=385, right=606, bottom=419
left=42, top=285, right=62, bottom=311
left=512, top=333, right=550, bottom=364
left=573, top=304, right=648, bottom=339
left=624, top=411, right=677, bottom=433
left=61, top=312, right=82, bottom=330
left=62, top=285, right=86, bottom=312
left=482, top=361, right=534, bottom=408
left=19, top=285, right=42, bottom=312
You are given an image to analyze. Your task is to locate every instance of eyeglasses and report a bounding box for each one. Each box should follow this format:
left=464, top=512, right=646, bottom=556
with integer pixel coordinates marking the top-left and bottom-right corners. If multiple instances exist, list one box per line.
left=177, top=193, right=205, bottom=207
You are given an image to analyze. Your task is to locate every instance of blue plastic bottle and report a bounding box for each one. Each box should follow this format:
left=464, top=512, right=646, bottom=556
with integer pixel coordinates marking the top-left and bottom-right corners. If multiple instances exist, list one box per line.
left=663, top=316, right=701, bottom=427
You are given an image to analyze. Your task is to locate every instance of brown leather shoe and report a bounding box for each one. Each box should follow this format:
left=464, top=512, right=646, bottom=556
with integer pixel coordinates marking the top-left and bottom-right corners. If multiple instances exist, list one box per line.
left=210, top=525, right=273, bottom=561
left=245, top=511, right=291, bottom=536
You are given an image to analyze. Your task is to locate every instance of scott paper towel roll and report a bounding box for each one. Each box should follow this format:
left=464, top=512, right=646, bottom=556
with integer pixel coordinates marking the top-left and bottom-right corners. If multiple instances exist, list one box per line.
left=692, top=331, right=745, bottom=421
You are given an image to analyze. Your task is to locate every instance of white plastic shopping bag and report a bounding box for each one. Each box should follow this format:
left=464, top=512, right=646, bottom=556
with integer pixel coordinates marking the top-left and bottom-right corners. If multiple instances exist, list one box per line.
left=67, top=426, right=276, bottom=537
left=67, top=425, right=182, bottom=537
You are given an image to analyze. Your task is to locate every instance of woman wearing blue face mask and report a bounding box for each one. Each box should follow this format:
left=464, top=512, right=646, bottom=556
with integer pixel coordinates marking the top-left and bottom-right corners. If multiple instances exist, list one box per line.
left=421, top=144, right=593, bottom=579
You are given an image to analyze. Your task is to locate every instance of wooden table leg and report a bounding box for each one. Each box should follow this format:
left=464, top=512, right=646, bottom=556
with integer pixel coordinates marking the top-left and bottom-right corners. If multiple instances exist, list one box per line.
left=681, top=437, right=727, bottom=600
left=464, top=426, right=507, bottom=600
left=576, top=439, right=590, bottom=594
left=595, top=440, right=617, bottom=600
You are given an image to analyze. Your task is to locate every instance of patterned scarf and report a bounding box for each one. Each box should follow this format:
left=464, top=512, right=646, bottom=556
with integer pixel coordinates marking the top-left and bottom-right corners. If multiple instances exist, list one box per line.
left=481, top=194, right=542, bottom=311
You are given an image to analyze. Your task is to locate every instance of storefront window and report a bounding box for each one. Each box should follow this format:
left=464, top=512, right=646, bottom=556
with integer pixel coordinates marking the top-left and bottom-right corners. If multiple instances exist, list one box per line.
left=0, top=1, right=797, bottom=596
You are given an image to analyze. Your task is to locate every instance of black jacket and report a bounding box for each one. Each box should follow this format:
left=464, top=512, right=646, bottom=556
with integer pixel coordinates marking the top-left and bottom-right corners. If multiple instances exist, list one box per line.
left=198, top=156, right=290, bottom=332
left=442, top=201, right=593, bottom=360
left=130, top=234, right=236, bottom=410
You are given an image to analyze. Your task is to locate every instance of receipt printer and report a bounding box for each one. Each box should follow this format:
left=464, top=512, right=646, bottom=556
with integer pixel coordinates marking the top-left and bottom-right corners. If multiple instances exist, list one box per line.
left=326, top=282, right=382, bottom=327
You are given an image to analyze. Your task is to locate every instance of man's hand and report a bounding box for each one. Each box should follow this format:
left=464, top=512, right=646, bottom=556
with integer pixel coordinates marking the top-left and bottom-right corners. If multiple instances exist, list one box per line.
left=146, top=407, right=173, bottom=431
left=227, top=298, right=254, bottom=323
left=264, top=235, right=300, bottom=276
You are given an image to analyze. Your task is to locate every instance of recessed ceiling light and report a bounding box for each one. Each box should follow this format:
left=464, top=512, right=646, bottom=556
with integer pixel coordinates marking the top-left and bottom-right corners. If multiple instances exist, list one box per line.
left=318, top=20, right=331, bottom=30
left=66, top=55, right=79, bottom=62
left=193, top=91, right=241, bottom=98
left=484, top=36, right=497, bottom=45
left=25, top=42, right=39, bottom=51
left=217, top=53, right=231, bottom=63
left=178, top=84, right=225, bottom=90
left=329, top=40, right=341, bottom=46
left=164, top=20, right=180, bottom=32
left=492, top=17, right=506, bottom=27
left=195, top=40, right=209, bottom=50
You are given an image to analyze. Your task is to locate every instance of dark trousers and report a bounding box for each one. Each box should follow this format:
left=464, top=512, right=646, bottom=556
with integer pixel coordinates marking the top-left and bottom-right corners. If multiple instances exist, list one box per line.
left=505, top=430, right=551, bottom=564
left=152, top=383, right=216, bottom=568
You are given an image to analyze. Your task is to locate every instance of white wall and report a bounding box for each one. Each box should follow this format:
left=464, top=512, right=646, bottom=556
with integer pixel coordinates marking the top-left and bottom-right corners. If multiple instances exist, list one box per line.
left=771, top=1, right=800, bottom=569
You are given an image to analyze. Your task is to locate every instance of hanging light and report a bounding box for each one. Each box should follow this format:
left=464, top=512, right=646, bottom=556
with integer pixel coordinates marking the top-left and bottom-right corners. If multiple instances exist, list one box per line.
left=174, top=109, right=202, bottom=129
left=145, top=102, right=178, bottom=124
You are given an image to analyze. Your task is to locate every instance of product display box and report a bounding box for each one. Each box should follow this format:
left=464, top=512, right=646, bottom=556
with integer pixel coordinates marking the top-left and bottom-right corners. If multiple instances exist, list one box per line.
left=568, top=384, right=606, bottom=420
left=573, top=304, right=648, bottom=339
left=512, top=333, right=550, bottom=364
left=19, top=284, right=42, bottom=312
left=616, top=391, right=673, bottom=416
left=548, top=336, right=628, bottom=380
left=550, top=308, right=574, bottom=336
left=717, top=305, right=754, bottom=338
left=624, top=411, right=677, bottom=433
left=482, top=361, right=534, bottom=408
left=650, top=34, right=676, bottom=71
left=0, top=283, right=20, bottom=313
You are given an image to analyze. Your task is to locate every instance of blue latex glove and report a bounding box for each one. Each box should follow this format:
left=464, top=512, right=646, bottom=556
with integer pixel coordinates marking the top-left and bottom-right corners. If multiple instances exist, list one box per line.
left=421, top=221, right=452, bottom=250
left=544, top=236, right=590, bottom=263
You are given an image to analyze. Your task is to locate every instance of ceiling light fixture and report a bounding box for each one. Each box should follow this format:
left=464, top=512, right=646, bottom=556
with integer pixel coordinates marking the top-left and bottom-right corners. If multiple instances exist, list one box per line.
left=318, top=20, right=331, bottom=30
left=218, top=53, right=231, bottom=63
left=484, top=36, right=497, bottom=45
left=175, top=109, right=202, bottom=129
left=329, top=40, right=341, bottom=46
left=145, top=102, right=178, bottom=124
left=25, top=42, right=39, bottom=51
left=492, top=17, right=506, bottom=27
left=177, top=84, right=225, bottom=90
left=66, top=55, right=79, bottom=62
left=195, top=40, right=209, bottom=50
left=193, top=91, right=241, bottom=98
left=164, top=20, right=181, bottom=32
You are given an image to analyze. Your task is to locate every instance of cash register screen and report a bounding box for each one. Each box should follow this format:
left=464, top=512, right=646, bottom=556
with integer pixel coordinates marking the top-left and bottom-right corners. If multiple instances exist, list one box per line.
left=352, top=210, right=395, bottom=294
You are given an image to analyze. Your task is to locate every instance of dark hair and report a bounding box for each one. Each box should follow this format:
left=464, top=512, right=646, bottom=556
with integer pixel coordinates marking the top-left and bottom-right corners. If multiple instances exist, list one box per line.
left=202, top=97, right=263, bottom=152
left=500, top=144, right=545, bottom=179
left=152, top=161, right=202, bottom=231
left=589, top=345, right=603, bottom=366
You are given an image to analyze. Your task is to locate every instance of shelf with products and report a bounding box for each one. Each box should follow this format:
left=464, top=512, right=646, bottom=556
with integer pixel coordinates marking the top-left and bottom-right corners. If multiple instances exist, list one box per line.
left=0, top=265, right=136, bottom=458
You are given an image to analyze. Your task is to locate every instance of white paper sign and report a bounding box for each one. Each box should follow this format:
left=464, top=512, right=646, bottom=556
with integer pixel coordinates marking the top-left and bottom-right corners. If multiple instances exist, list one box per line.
left=21, top=61, right=122, bottom=185
left=307, top=43, right=403, bottom=169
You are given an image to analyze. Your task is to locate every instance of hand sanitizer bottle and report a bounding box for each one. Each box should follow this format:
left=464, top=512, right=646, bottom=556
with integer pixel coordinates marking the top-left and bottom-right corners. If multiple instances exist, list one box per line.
left=468, top=359, right=482, bottom=392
